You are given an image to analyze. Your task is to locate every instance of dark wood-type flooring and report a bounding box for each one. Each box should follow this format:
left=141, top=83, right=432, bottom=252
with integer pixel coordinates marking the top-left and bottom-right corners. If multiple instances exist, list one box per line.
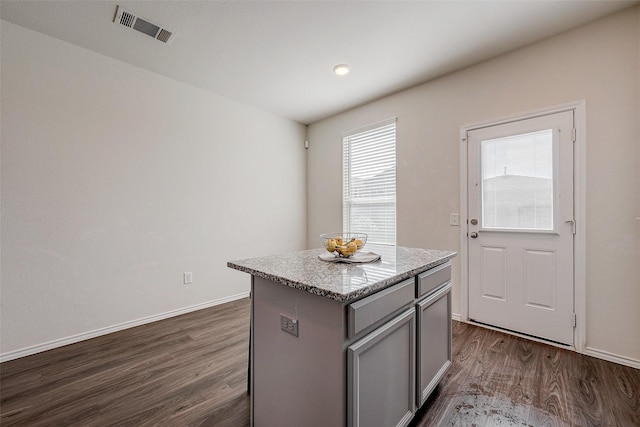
left=1, top=298, right=639, bottom=426
left=0, top=299, right=251, bottom=426
left=411, top=323, right=640, bottom=427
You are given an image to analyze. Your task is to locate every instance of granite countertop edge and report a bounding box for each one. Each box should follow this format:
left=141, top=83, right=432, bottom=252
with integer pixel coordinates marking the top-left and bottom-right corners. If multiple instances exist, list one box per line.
left=227, top=250, right=456, bottom=303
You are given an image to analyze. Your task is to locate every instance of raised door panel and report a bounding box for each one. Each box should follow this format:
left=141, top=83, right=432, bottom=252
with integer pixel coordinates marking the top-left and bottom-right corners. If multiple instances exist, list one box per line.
left=348, top=308, right=416, bottom=427
left=480, top=246, right=507, bottom=301
left=523, top=248, right=557, bottom=309
left=417, top=283, right=452, bottom=407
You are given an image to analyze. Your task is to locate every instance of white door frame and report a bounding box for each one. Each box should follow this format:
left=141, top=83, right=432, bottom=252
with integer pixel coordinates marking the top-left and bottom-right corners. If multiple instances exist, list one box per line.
left=459, top=100, right=586, bottom=353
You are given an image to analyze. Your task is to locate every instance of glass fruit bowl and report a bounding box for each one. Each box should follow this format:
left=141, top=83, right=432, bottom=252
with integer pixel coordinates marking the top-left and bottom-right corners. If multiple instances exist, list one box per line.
left=320, top=232, right=367, bottom=258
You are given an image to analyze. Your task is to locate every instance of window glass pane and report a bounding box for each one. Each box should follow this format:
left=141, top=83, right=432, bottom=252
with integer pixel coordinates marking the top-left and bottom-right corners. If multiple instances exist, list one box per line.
left=343, top=119, right=396, bottom=245
left=481, top=129, right=553, bottom=230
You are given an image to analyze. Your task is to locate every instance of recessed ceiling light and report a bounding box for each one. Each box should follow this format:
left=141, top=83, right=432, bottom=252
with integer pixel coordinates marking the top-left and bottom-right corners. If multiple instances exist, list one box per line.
left=333, top=64, right=351, bottom=76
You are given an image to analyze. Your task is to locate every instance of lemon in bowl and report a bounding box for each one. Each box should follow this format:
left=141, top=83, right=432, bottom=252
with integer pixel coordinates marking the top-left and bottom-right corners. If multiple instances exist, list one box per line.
left=321, top=232, right=367, bottom=257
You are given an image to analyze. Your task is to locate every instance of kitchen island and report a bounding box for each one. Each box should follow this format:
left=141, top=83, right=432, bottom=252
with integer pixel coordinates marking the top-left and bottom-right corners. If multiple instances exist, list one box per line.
left=228, top=245, right=456, bottom=427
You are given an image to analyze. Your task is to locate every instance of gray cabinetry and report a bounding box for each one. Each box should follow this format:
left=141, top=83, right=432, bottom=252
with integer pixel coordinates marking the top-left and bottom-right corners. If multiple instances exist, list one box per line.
left=348, top=278, right=414, bottom=338
left=417, top=262, right=451, bottom=298
left=236, top=251, right=455, bottom=427
left=348, top=308, right=416, bottom=427
left=416, top=282, right=452, bottom=407
left=347, top=263, right=452, bottom=427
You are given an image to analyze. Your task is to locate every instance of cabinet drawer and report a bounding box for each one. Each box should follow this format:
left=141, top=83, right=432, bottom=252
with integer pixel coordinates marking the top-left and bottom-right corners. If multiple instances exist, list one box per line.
left=348, top=278, right=414, bottom=338
left=417, top=262, right=451, bottom=298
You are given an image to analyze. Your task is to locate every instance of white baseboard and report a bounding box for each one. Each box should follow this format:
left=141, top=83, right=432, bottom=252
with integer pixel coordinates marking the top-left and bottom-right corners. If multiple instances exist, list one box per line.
left=0, top=292, right=250, bottom=363
left=451, top=312, right=462, bottom=322
left=585, top=346, right=640, bottom=369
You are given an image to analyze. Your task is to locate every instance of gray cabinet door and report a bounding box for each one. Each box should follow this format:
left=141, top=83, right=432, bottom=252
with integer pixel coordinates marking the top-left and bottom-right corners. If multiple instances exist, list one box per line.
left=416, top=282, right=452, bottom=407
left=347, top=308, right=416, bottom=427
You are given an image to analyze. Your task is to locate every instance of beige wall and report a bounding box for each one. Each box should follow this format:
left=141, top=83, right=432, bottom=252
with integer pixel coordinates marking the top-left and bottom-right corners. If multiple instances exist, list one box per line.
left=1, top=21, right=307, bottom=358
left=307, top=7, right=639, bottom=362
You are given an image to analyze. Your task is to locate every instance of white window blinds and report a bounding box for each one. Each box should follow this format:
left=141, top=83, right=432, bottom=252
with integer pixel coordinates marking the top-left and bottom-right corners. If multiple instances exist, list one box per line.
left=343, top=118, right=396, bottom=245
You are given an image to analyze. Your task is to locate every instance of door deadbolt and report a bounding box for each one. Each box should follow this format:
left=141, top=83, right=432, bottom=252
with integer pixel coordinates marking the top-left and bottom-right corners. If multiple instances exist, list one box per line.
left=470, top=232, right=478, bottom=238
left=470, top=219, right=478, bottom=225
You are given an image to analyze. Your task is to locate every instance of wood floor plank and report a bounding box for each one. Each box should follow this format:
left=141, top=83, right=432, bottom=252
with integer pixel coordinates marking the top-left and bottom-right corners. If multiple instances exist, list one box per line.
left=2, top=299, right=639, bottom=426
left=588, top=354, right=640, bottom=426
left=1, top=298, right=251, bottom=426
left=410, top=322, right=640, bottom=427
left=528, top=346, right=571, bottom=426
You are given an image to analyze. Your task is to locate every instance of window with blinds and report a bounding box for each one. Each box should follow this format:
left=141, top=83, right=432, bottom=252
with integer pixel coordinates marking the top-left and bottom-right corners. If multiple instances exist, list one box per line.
left=343, top=118, right=396, bottom=245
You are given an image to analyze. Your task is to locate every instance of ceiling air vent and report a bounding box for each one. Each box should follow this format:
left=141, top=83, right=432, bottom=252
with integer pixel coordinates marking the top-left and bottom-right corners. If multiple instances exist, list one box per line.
left=114, top=5, right=175, bottom=44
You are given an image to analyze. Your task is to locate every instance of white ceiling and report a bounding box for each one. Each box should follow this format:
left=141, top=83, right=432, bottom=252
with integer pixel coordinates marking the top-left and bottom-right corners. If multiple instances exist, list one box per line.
left=1, top=0, right=637, bottom=124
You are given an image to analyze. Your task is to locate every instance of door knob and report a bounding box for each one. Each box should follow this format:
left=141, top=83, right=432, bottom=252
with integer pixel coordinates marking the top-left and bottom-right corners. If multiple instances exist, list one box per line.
left=470, top=232, right=478, bottom=238
left=470, top=219, right=478, bottom=225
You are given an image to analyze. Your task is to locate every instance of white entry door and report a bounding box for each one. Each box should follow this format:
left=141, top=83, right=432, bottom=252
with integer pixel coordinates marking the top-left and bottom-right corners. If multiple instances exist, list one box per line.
left=467, top=110, right=575, bottom=345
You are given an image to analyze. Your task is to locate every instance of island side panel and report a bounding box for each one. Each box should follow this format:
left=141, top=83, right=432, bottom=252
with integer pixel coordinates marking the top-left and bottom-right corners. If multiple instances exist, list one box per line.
left=252, top=276, right=346, bottom=427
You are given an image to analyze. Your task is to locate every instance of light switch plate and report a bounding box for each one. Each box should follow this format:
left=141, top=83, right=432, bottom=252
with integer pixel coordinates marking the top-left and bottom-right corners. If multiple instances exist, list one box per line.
left=450, top=213, right=460, bottom=226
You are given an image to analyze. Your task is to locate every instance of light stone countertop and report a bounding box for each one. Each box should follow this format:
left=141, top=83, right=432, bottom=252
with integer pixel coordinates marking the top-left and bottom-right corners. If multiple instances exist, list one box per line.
left=227, top=245, right=457, bottom=303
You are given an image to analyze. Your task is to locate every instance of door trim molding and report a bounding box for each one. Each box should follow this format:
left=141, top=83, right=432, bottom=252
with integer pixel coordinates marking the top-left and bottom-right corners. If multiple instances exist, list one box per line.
left=459, top=100, right=586, bottom=353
